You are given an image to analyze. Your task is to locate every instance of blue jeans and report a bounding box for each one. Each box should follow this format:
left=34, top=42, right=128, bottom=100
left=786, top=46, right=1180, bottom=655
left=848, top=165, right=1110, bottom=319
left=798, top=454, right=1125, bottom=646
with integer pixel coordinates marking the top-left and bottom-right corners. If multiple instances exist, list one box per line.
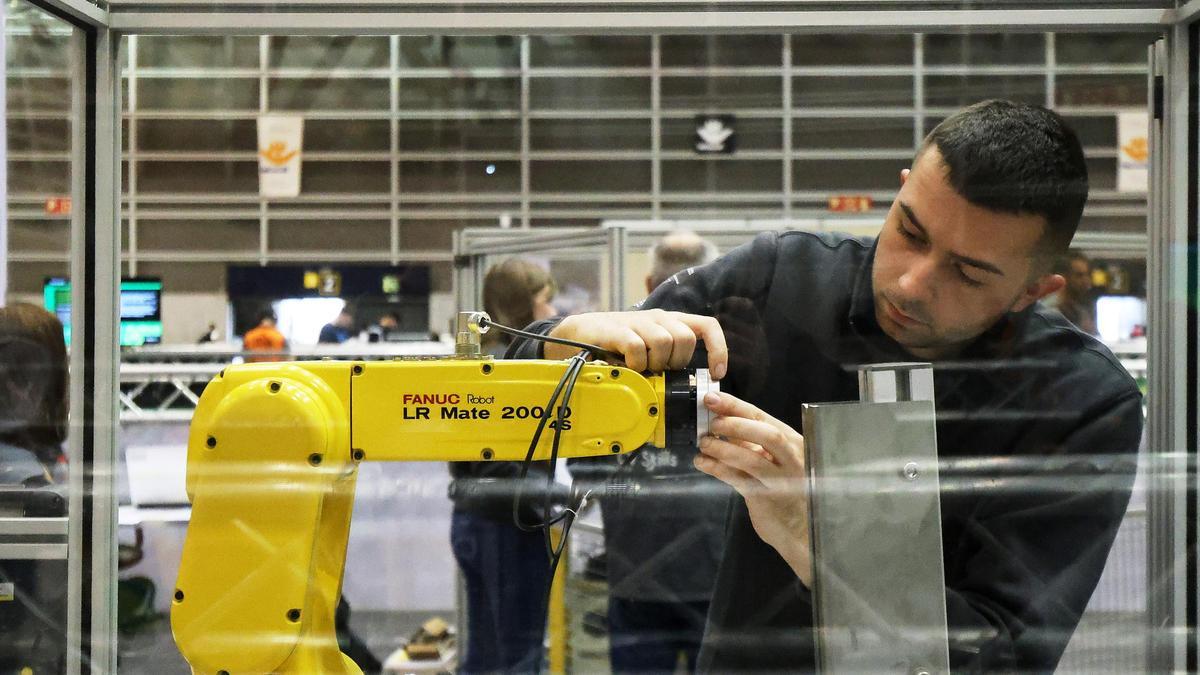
left=451, top=510, right=550, bottom=674
left=608, top=597, right=710, bottom=674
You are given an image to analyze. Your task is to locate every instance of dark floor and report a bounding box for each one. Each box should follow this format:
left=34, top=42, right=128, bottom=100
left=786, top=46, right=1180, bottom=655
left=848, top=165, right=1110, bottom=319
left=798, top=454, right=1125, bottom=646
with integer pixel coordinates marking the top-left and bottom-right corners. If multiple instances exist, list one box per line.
left=118, top=609, right=454, bottom=674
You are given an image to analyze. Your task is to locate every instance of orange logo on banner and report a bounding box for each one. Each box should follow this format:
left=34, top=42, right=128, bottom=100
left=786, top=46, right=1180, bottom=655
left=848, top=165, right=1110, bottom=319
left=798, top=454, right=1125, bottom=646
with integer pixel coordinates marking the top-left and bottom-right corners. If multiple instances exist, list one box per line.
left=1121, top=137, right=1149, bottom=163
left=828, top=195, right=873, bottom=213
left=260, top=141, right=298, bottom=167
left=44, top=197, right=71, bottom=215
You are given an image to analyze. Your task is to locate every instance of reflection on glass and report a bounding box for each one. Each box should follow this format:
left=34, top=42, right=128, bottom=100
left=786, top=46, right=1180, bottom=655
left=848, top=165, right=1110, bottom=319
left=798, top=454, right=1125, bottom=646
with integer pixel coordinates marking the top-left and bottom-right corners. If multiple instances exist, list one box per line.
left=3, top=26, right=1154, bottom=675
left=3, top=7, right=74, bottom=673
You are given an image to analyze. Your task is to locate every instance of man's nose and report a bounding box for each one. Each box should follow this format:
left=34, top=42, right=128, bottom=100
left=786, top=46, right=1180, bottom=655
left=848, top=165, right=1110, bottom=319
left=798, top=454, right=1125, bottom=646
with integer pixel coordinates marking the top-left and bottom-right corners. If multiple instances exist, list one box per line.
left=898, top=256, right=936, bottom=299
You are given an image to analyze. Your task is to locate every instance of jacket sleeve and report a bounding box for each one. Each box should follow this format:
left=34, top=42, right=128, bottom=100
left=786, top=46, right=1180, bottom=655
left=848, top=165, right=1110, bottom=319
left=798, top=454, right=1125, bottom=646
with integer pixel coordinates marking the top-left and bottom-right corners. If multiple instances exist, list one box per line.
left=943, top=390, right=1143, bottom=673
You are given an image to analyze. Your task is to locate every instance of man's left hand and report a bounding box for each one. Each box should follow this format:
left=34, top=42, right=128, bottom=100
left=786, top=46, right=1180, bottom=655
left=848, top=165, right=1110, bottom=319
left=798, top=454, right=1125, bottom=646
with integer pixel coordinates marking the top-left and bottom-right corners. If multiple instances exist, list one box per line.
left=693, top=391, right=813, bottom=588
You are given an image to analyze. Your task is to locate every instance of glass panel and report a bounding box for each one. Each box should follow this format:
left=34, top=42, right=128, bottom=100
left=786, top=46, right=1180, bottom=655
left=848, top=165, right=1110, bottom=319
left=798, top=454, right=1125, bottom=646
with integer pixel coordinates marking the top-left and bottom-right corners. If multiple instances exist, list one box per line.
left=6, top=76, right=70, bottom=111
left=84, top=29, right=1162, bottom=675
left=3, top=5, right=76, bottom=673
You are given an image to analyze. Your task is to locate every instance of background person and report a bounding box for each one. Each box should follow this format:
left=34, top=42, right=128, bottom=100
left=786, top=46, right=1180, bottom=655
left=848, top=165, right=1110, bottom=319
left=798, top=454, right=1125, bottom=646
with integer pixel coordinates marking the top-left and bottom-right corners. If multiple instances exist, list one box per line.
left=1044, top=250, right=1098, bottom=336
left=242, top=308, right=288, bottom=362
left=0, top=302, right=70, bottom=674
left=319, top=307, right=356, bottom=344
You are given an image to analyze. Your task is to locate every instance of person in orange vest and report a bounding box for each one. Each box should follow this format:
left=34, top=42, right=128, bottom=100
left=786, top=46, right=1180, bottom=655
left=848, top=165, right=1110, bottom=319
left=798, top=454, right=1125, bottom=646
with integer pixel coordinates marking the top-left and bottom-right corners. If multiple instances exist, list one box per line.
left=241, top=308, right=288, bottom=362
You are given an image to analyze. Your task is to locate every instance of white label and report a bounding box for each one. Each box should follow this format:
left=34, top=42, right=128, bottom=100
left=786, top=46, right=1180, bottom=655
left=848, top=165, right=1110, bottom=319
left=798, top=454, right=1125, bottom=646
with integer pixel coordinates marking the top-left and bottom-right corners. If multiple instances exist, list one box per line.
left=1117, top=111, right=1149, bottom=193
left=0, top=582, right=14, bottom=602
left=258, top=115, right=304, bottom=198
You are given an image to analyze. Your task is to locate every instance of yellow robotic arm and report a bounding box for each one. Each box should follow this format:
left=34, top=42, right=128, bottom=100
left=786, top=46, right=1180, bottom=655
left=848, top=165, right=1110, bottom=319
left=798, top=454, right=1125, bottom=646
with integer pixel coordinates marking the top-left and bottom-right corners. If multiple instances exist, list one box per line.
left=170, top=314, right=715, bottom=674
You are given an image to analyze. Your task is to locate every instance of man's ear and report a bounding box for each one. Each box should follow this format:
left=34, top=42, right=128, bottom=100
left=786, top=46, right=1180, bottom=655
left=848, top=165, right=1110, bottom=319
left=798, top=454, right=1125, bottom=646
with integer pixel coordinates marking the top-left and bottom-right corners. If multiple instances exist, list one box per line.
left=900, top=168, right=910, bottom=185
left=645, top=275, right=656, bottom=295
left=1011, top=273, right=1066, bottom=313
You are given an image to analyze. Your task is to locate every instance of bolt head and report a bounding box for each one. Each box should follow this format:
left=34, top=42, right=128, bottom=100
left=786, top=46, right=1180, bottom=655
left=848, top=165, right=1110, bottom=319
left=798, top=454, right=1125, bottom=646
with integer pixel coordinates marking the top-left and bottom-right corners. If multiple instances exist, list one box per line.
left=902, top=462, right=920, bottom=480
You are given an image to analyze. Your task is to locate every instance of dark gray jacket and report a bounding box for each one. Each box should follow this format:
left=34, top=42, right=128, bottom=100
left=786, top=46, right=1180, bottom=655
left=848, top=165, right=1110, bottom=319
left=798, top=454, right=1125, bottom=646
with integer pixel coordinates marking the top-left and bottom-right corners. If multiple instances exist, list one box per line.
left=515, top=230, right=1142, bottom=673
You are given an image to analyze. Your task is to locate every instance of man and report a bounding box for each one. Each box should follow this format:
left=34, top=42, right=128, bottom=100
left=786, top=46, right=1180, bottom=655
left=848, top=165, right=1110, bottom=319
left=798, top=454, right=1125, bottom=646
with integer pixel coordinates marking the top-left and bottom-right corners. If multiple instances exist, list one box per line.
left=319, top=307, right=355, bottom=344
left=579, top=230, right=725, bottom=674
left=242, top=309, right=287, bottom=362
left=1045, top=251, right=1098, bottom=336
left=512, top=100, right=1141, bottom=672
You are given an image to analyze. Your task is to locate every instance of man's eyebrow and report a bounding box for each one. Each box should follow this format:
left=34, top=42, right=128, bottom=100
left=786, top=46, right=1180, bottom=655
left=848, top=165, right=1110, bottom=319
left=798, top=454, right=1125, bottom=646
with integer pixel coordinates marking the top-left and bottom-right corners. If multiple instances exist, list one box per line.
left=898, top=201, right=1006, bottom=277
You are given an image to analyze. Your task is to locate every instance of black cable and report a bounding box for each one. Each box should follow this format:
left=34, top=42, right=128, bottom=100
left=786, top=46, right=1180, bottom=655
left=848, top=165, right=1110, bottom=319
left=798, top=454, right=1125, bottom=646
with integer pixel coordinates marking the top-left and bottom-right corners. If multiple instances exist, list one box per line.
left=478, top=316, right=620, bottom=362
left=479, top=315, right=614, bottom=631
left=511, top=353, right=586, bottom=532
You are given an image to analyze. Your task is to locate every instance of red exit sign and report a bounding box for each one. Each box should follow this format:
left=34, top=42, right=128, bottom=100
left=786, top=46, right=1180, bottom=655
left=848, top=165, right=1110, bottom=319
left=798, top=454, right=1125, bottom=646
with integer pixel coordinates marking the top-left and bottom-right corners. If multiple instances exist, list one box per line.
left=827, top=195, right=873, bottom=213
left=44, top=197, right=72, bottom=215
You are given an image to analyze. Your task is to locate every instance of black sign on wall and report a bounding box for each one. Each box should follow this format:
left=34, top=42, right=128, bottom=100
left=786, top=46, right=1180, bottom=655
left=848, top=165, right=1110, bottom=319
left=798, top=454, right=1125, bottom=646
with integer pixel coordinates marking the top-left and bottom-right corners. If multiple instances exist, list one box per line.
left=694, top=115, right=736, bottom=154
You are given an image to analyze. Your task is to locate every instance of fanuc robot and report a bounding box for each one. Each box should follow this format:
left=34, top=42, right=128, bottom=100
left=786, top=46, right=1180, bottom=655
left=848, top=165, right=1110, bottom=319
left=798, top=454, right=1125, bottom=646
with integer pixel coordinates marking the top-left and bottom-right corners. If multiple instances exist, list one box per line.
left=169, top=312, right=717, bottom=674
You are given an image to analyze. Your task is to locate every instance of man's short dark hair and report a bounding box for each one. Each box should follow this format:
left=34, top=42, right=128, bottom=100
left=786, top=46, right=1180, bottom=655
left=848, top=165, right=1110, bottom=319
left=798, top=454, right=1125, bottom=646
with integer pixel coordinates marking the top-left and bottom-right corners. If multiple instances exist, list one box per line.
left=257, top=308, right=277, bottom=324
left=921, top=99, right=1089, bottom=258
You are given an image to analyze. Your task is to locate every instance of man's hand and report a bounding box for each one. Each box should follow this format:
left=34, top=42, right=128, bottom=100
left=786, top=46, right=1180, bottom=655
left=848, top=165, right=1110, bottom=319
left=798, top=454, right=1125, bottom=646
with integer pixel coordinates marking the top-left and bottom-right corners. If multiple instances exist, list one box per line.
left=545, top=309, right=728, bottom=378
left=693, top=391, right=813, bottom=588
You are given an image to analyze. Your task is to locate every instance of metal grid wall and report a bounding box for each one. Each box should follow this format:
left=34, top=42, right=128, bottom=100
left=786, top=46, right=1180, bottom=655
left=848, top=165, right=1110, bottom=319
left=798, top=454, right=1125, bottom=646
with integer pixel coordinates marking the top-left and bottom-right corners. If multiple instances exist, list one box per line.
left=5, top=30, right=1155, bottom=290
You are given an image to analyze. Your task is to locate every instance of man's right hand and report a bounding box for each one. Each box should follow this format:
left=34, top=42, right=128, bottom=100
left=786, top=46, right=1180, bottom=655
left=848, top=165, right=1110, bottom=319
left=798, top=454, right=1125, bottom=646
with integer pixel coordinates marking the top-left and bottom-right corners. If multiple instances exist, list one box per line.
left=544, top=309, right=728, bottom=379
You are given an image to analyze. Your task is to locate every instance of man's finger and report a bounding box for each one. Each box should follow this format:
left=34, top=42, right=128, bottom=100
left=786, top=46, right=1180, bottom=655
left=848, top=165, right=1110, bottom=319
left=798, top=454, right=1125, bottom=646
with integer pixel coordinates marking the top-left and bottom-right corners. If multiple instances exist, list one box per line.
left=705, top=391, right=798, bottom=435
left=633, top=321, right=675, bottom=372
left=694, top=454, right=762, bottom=496
left=661, top=319, right=699, bottom=370
left=613, top=327, right=649, bottom=372
left=675, top=314, right=728, bottom=380
left=699, top=435, right=779, bottom=481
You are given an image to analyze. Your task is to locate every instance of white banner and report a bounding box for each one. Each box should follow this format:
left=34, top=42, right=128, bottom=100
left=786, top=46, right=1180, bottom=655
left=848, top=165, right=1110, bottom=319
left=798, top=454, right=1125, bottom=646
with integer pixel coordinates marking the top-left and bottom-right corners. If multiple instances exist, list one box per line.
left=258, top=115, right=304, bottom=198
left=1117, top=111, right=1149, bottom=194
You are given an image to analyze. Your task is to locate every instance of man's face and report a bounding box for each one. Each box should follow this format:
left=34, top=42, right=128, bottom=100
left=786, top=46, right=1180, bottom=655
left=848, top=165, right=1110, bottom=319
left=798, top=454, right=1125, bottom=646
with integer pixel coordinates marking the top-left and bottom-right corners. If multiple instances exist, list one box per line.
left=871, top=147, right=1063, bottom=360
left=1067, top=259, right=1092, bottom=297
left=532, top=285, right=556, bottom=321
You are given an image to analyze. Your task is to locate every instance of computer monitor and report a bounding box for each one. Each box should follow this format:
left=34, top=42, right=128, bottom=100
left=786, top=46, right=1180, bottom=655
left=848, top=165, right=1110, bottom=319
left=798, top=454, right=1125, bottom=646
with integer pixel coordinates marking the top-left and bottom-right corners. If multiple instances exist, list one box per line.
left=42, top=277, right=164, bottom=347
